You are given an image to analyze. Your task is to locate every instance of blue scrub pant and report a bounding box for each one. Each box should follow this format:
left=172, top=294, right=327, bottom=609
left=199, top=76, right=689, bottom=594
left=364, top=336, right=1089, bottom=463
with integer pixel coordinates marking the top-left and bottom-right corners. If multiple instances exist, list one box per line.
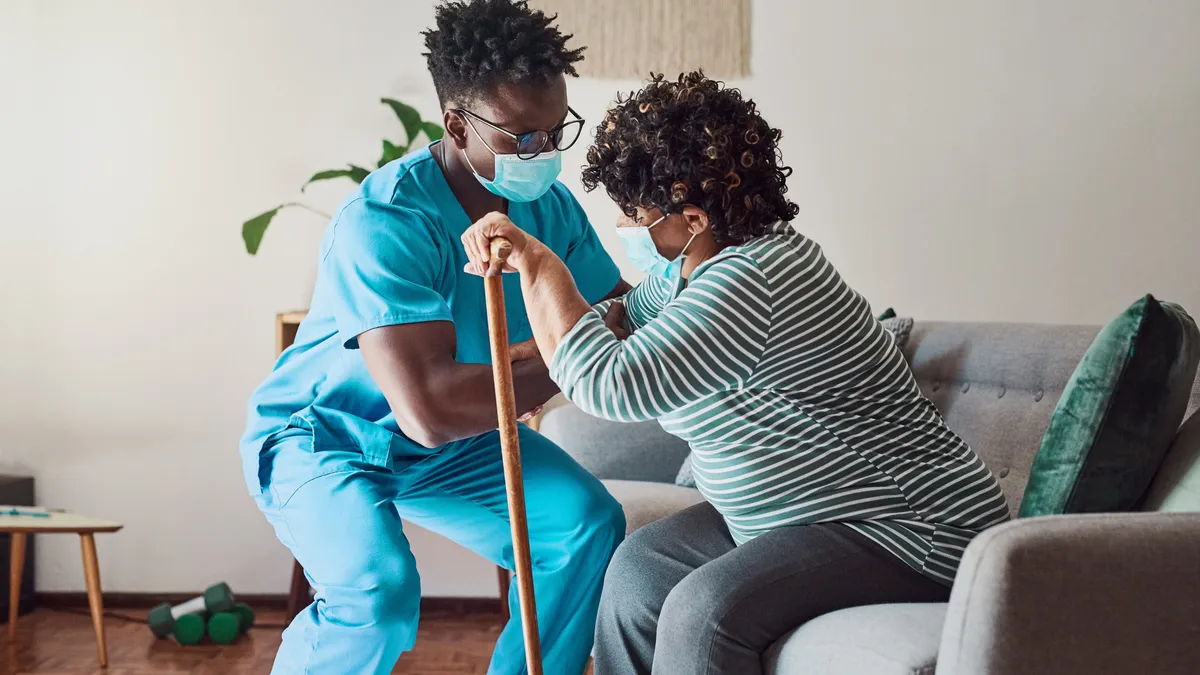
left=253, top=424, right=625, bottom=674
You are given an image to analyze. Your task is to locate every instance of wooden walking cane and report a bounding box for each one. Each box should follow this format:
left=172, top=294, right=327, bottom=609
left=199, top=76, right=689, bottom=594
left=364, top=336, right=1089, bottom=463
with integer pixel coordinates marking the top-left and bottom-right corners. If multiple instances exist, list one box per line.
left=483, top=236, right=544, bottom=675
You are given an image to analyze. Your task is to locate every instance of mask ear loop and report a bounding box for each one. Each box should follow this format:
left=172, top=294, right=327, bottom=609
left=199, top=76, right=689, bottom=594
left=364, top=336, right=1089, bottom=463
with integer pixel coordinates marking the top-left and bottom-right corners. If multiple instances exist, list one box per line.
left=460, top=113, right=501, bottom=155
left=459, top=113, right=501, bottom=178
left=645, top=213, right=669, bottom=229
left=680, top=230, right=699, bottom=258
left=648, top=209, right=700, bottom=259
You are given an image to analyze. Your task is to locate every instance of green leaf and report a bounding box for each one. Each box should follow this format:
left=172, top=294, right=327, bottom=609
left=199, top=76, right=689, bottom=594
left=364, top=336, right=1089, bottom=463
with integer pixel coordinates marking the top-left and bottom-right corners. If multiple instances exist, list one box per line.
left=302, top=168, right=359, bottom=192
left=422, top=121, right=444, bottom=142
left=347, top=165, right=371, bottom=183
left=242, top=206, right=285, bottom=255
left=381, top=98, right=422, bottom=145
left=377, top=140, right=408, bottom=168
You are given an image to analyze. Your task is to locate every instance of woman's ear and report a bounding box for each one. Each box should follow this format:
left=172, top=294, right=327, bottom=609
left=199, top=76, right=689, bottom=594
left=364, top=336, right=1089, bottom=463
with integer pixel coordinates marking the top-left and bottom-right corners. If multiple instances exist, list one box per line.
left=680, top=204, right=711, bottom=235
left=443, top=110, right=470, bottom=150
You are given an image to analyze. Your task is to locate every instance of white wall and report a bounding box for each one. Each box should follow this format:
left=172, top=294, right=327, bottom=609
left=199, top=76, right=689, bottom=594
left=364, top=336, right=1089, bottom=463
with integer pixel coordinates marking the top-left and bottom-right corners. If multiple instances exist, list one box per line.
left=1, top=0, right=1197, bottom=596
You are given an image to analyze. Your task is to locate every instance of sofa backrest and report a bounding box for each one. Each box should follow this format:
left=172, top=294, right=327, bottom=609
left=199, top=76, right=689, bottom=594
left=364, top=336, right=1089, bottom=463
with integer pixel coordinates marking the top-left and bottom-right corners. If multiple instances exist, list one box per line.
left=903, top=322, right=1200, bottom=515
left=543, top=319, right=1200, bottom=512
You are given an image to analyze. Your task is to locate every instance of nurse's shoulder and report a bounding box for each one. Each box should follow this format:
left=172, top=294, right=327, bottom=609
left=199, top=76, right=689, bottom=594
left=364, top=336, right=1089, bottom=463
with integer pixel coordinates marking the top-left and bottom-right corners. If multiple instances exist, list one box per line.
left=319, top=157, right=446, bottom=268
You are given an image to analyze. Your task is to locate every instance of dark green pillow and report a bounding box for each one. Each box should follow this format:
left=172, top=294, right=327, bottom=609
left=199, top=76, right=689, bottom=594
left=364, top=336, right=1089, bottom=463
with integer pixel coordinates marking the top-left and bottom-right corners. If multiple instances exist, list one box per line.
left=1019, top=295, right=1199, bottom=518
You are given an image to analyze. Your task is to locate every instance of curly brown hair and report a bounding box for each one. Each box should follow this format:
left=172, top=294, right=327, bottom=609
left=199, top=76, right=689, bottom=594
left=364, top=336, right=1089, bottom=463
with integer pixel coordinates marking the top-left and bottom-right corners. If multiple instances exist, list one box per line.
left=581, top=72, right=798, bottom=245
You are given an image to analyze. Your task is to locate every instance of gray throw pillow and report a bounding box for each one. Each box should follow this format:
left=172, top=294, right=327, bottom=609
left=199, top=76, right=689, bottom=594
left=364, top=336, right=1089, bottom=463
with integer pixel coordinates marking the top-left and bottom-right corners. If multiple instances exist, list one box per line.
left=881, top=316, right=914, bottom=350
left=675, top=453, right=696, bottom=488
left=674, top=316, right=916, bottom=489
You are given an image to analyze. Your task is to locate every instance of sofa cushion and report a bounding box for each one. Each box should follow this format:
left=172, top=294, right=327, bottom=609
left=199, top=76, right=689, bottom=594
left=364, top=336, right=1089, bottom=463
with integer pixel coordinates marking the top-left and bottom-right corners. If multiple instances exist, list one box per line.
left=540, top=398, right=692, bottom=484
left=601, top=479, right=705, bottom=534
left=763, top=603, right=945, bottom=675
left=1142, top=411, right=1200, bottom=512
left=904, top=322, right=1100, bottom=512
left=1019, top=296, right=1199, bottom=517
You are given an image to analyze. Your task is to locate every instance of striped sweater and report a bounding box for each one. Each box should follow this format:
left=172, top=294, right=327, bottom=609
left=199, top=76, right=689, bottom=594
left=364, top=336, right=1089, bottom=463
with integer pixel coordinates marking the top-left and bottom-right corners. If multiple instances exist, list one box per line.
left=549, top=223, right=1009, bottom=584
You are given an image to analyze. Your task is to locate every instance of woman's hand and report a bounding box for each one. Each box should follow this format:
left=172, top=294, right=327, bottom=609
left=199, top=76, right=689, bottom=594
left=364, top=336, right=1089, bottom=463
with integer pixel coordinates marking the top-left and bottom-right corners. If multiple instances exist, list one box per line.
left=461, top=212, right=540, bottom=276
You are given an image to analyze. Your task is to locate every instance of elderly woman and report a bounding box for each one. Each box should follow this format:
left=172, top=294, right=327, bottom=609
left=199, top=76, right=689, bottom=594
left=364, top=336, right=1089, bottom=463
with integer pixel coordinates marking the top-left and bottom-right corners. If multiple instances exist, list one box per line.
left=462, top=72, right=1009, bottom=675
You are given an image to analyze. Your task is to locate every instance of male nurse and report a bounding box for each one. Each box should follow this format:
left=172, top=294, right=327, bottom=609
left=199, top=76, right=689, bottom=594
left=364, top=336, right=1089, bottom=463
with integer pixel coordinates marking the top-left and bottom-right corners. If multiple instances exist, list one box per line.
left=239, top=1, right=631, bottom=673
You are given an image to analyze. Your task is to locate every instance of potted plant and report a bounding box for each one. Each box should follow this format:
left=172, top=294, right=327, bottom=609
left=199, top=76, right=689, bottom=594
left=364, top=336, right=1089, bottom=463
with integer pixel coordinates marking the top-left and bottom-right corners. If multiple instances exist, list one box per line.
left=241, top=98, right=443, bottom=254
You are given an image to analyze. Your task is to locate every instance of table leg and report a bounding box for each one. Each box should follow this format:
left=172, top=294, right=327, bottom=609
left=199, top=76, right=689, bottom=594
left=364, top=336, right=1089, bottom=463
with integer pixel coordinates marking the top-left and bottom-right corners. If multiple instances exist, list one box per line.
left=79, top=534, right=108, bottom=668
left=8, top=532, right=26, bottom=640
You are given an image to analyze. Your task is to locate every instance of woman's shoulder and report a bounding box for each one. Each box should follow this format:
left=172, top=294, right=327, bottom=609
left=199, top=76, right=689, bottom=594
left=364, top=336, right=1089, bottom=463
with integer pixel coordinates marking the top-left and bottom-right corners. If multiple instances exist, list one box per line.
left=685, top=246, right=773, bottom=312
left=692, top=246, right=767, bottom=285
left=717, top=223, right=820, bottom=270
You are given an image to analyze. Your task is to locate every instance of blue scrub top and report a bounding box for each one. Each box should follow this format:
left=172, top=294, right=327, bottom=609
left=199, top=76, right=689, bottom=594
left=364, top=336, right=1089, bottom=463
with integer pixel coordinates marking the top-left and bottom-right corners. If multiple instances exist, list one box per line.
left=240, top=143, right=620, bottom=492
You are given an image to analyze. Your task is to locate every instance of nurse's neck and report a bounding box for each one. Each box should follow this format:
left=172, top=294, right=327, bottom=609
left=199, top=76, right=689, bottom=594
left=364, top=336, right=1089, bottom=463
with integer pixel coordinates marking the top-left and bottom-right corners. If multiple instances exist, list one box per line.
left=433, top=140, right=508, bottom=222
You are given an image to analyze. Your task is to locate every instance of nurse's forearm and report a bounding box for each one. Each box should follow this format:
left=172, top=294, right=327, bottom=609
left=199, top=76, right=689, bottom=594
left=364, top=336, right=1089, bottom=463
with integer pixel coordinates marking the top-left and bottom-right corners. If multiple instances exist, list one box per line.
left=359, top=321, right=558, bottom=449
left=421, top=358, right=559, bottom=445
left=518, top=245, right=594, bottom=367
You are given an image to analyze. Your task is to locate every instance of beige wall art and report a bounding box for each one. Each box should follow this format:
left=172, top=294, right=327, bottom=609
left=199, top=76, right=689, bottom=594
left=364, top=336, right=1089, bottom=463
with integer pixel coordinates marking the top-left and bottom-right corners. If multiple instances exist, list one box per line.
left=532, top=0, right=752, bottom=79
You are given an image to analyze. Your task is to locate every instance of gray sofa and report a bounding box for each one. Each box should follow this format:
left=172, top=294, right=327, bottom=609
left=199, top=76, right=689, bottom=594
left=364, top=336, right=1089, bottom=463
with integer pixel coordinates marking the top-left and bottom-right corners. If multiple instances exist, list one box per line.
left=540, top=321, right=1200, bottom=675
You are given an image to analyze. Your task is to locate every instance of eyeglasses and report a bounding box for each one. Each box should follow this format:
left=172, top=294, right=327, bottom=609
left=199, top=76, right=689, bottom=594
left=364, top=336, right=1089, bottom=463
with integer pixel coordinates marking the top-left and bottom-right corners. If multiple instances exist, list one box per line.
left=452, top=106, right=585, bottom=160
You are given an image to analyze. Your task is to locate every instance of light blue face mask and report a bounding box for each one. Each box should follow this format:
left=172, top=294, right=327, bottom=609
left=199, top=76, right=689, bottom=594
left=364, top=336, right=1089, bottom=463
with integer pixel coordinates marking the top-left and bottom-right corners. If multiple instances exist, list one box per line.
left=617, top=214, right=698, bottom=280
left=461, top=123, right=562, bottom=203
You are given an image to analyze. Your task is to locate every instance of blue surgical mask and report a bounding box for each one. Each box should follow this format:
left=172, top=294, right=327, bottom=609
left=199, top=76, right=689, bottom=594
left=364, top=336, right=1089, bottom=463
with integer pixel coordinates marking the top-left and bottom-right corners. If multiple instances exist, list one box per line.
left=617, top=214, right=697, bottom=280
left=461, top=125, right=562, bottom=202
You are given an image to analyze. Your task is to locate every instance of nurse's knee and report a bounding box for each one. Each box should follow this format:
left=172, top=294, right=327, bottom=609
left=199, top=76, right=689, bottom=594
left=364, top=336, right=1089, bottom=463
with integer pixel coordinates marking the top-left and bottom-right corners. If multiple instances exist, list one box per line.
left=575, top=485, right=626, bottom=554
left=326, top=554, right=421, bottom=630
left=367, top=575, right=421, bottom=627
left=545, top=483, right=623, bottom=579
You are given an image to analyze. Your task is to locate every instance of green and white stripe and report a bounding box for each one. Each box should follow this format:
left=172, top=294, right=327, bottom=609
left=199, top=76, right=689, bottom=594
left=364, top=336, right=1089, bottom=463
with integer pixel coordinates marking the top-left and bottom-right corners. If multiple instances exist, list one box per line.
left=550, top=222, right=1009, bottom=584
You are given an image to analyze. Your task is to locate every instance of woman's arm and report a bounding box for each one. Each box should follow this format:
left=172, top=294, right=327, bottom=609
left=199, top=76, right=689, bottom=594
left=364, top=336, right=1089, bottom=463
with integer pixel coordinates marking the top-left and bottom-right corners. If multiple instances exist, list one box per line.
left=462, top=212, right=772, bottom=422
left=519, top=244, right=595, bottom=364
left=461, top=212, right=601, bottom=365
left=592, top=274, right=677, bottom=336
left=548, top=260, right=770, bottom=422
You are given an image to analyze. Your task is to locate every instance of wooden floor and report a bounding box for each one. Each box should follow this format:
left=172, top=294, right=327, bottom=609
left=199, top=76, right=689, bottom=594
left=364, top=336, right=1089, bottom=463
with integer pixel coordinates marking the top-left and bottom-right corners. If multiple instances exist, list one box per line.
left=0, top=609, right=535, bottom=675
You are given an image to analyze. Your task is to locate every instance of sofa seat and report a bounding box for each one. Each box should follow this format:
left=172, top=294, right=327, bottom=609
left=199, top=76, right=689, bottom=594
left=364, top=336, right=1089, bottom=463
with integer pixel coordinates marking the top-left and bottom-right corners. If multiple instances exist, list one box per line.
left=600, top=478, right=946, bottom=675
left=602, top=479, right=704, bottom=533
left=764, top=603, right=946, bottom=675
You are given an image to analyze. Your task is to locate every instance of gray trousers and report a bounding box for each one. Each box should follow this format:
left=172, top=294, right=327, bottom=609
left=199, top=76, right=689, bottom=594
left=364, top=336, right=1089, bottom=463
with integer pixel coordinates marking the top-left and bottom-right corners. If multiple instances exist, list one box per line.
left=593, top=502, right=950, bottom=675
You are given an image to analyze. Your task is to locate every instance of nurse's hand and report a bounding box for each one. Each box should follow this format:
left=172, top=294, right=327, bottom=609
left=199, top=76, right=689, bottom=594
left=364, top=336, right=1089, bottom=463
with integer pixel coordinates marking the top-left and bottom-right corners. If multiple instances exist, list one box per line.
left=461, top=212, right=541, bottom=276
left=509, top=338, right=541, bottom=362
left=603, top=301, right=631, bottom=340
left=510, top=339, right=544, bottom=422
left=517, top=405, right=544, bottom=423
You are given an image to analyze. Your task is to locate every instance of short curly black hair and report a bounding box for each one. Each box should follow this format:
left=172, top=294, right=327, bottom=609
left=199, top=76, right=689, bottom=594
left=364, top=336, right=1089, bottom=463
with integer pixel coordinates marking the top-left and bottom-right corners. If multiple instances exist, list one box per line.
left=423, top=0, right=585, bottom=107
left=582, top=72, right=799, bottom=246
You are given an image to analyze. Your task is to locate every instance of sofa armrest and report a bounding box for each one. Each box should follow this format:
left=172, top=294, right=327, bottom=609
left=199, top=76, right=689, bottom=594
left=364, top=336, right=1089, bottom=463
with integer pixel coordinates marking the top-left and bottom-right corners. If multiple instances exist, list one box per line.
left=937, top=512, right=1200, bottom=675
left=537, top=397, right=691, bottom=484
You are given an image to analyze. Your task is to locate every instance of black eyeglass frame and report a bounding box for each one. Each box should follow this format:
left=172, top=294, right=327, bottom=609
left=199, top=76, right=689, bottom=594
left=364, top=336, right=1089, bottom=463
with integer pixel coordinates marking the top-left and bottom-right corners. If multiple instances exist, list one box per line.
left=451, top=106, right=585, bottom=160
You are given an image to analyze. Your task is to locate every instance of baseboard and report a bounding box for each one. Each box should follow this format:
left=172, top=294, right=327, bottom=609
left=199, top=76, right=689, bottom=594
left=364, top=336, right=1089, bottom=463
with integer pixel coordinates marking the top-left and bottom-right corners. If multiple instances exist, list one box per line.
left=37, top=592, right=503, bottom=616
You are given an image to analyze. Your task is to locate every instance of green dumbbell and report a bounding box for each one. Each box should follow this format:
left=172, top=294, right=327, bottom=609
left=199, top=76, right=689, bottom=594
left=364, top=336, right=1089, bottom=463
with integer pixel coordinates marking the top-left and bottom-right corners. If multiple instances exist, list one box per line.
left=207, top=602, right=256, bottom=645
left=147, top=583, right=235, bottom=638
left=172, top=613, right=207, bottom=645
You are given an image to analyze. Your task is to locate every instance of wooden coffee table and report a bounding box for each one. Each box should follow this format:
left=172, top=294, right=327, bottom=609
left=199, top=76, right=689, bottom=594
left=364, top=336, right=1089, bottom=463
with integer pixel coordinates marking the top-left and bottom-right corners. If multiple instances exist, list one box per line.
left=2, top=511, right=123, bottom=668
